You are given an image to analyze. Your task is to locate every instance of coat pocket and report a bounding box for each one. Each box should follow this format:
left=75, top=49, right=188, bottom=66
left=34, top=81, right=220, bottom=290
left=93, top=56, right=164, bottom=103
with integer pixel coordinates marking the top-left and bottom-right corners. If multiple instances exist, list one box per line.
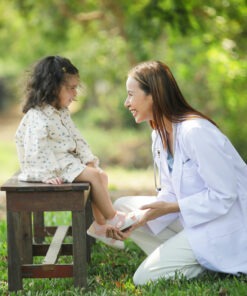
left=181, top=159, right=205, bottom=195
left=182, top=159, right=197, bottom=176
left=207, top=221, right=247, bottom=270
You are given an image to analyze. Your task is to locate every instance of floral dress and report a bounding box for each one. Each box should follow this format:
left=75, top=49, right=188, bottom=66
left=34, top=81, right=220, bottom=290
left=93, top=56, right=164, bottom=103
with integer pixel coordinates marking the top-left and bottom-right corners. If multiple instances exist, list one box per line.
left=15, top=104, right=98, bottom=182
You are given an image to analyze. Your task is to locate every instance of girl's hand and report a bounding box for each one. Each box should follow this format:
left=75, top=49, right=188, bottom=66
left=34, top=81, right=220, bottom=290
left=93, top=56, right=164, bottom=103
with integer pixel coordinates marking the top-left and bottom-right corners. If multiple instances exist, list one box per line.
left=86, top=162, right=95, bottom=168
left=43, top=177, right=63, bottom=185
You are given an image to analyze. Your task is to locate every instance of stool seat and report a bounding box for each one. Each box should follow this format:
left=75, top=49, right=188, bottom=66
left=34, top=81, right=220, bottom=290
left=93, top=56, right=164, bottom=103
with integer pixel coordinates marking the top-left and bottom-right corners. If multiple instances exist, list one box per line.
left=1, top=173, right=93, bottom=292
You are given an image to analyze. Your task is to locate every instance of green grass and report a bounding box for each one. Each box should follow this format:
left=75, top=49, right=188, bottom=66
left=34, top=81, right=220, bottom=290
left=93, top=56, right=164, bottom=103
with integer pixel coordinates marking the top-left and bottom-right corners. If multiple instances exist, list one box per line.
left=0, top=218, right=247, bottom=296
left=1, top=131, right=247, bottom=295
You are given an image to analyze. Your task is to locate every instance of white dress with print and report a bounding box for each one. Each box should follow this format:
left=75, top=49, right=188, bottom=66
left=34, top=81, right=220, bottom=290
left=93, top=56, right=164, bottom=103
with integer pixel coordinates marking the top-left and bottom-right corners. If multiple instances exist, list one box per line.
left=15, top=104, right=98, bottom=182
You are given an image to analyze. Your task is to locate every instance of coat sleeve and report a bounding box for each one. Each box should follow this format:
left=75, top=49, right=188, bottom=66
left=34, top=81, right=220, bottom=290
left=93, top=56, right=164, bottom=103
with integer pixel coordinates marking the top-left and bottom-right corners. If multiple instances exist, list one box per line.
left=147, top=188, right=180, bottom=234
left=178, top=122, right=238, bottom=227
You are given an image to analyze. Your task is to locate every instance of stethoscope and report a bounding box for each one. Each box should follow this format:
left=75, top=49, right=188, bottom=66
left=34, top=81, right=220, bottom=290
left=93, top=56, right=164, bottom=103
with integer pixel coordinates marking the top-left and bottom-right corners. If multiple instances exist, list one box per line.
left=152, top=125, right=176, bottom=192
left=153, top=133, right=162, bottom=192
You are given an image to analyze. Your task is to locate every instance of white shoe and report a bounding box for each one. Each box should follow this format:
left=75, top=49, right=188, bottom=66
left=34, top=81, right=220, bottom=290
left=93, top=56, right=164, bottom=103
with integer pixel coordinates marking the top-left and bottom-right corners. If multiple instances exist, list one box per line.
left=87, top=222, right=125, bottom=250
left=108, top=210, right=145, bottom=231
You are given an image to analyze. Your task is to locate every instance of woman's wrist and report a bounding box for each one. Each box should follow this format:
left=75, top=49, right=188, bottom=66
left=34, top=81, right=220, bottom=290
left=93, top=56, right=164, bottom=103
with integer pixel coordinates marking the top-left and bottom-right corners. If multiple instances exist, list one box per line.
left=166, top=202, right=180, bottom=213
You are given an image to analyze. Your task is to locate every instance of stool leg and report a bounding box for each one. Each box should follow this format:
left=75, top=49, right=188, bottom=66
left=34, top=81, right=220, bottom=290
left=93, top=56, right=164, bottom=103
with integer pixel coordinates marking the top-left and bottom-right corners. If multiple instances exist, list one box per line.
left=72, top=209, right=87, bottom=288
left=85, top=196, right=94, bottom=262
left=7, top=211, right=21, bottom=291
left=7, top=211, right=32, bottom=292
left=33, top=211, right=45, bottom=243
left=20, top=212, right=33, bottom=264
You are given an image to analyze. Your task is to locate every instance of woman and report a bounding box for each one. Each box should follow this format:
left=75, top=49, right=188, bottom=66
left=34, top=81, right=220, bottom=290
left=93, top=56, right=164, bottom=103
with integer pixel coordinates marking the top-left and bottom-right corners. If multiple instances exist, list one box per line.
left=106, top=61, right=247, bottom=285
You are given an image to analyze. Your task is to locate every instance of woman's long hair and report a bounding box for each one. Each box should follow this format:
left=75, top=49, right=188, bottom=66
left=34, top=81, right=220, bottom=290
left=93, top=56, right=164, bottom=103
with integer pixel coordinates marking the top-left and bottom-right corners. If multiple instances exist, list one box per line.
left=22, top=55, right=79, bottom=113
left=128, top=61, right=217, bottom=147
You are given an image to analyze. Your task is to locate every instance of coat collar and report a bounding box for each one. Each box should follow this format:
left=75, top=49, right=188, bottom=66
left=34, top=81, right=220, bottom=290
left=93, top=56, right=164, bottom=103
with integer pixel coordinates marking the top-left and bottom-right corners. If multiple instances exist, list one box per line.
left=171, top=123, right=182, bottom=199
left=153, top=123, right=183, bottom=197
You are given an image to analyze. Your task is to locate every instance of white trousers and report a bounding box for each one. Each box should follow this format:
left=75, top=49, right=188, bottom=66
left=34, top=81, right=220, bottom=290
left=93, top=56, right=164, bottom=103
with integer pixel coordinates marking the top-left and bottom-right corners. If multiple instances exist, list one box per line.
left=114, top=196, right=205, bottom=285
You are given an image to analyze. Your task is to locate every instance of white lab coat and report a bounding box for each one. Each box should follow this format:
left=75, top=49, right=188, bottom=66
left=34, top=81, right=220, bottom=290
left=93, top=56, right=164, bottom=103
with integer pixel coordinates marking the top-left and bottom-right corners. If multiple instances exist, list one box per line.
left=147, top=118, right=247, bottom=274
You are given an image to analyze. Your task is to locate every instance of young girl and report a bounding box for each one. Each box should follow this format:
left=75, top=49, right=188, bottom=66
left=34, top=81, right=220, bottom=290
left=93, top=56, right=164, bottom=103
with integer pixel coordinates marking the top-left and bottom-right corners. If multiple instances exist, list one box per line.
left=15, top=55, right=141, bottom=249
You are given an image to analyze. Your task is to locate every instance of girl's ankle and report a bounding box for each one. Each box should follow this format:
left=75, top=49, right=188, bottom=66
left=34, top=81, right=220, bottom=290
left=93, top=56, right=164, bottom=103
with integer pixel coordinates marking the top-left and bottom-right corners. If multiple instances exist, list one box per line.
left=107, top=211, right=125, bottom=227
left=93, top=221, right=106, bottom=230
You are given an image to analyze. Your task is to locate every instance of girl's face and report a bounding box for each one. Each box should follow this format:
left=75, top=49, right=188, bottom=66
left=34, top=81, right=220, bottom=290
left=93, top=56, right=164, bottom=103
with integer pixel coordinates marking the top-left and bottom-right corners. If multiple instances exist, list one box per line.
left=58, top=75, right=79, bottom=108
left=125, top=76, right=153, bottom=123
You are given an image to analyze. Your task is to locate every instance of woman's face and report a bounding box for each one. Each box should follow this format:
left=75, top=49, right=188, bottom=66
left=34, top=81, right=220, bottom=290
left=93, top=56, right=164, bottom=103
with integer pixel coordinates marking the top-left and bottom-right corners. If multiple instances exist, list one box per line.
left=125, top=76, right=153, bottom=124
left=58, top=75, right=79, bottom=108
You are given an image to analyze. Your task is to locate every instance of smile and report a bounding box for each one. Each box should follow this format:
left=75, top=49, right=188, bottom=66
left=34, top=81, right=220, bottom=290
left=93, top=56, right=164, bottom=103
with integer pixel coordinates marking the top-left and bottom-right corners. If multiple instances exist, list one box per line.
left=130, top=109, right=137, bottom=117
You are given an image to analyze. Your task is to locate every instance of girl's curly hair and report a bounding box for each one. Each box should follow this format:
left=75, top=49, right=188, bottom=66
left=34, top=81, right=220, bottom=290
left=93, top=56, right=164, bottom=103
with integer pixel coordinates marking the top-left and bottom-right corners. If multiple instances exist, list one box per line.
left=23, top=56, right=79, bottom=113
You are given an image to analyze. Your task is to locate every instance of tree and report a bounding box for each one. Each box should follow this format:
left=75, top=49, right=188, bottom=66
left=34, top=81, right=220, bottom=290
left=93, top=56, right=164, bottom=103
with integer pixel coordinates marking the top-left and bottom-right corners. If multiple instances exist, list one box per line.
left=0, top=0, right=246, bottom=159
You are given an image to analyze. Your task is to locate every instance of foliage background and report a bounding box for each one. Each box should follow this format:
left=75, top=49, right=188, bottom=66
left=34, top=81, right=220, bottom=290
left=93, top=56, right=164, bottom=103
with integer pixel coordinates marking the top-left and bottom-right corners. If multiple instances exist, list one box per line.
left=0, top=0, right=246, bottom=166
left=0, top=1, right=247, bottom=294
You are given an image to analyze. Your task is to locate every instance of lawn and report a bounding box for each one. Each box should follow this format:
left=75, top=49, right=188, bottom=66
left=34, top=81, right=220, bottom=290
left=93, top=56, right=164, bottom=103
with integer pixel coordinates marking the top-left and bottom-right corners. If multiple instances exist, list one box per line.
left=0, top=216, right=247, bottom=296
left=0, top=131, right=247, bottom=295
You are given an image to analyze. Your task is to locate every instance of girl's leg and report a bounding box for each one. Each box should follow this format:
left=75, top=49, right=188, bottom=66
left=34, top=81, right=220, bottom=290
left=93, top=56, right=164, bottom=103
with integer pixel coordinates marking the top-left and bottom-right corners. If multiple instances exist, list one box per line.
left=91, top=205, right=106, bottom=225
left=75, top=167, right=116, bottom=223
left=75, top=167, right=131, bottom=249
left=75, top=167, right=139, bottom=231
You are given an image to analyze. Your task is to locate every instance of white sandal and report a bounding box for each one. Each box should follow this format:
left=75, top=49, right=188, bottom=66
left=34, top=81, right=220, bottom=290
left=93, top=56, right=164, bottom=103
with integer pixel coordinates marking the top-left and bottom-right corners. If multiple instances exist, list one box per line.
left=108, top=210, right=145, bottom=231
left=87, top=222, right=125, bottom=249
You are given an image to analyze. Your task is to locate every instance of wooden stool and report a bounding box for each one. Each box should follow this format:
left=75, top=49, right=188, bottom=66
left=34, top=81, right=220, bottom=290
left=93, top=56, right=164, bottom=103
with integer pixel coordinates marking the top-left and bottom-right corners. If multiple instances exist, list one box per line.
left=1, top=173, right=94, bottom=292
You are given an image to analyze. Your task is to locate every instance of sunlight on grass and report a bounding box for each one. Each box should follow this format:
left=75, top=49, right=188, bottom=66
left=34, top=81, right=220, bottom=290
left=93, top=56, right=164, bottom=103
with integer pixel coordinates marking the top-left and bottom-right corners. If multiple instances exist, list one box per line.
left=108, top=166, right=154, bottom=190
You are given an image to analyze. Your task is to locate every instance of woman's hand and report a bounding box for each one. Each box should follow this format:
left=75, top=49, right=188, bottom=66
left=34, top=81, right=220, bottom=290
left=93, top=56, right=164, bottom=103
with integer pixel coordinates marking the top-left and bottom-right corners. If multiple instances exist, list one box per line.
left=43, top=177, right=63, bottom=185
left=106, top=201, right=180, bottom=240
left=130, top=201, right=180, bottom=231
left=106, top=225, right=132, bottom=241
left=141, top=201, right=179, bottom=220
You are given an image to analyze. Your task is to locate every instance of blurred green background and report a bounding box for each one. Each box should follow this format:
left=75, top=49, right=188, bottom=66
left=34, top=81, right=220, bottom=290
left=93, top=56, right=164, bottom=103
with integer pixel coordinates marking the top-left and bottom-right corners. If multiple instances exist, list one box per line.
left=0, top=0, right=246, bottom=186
